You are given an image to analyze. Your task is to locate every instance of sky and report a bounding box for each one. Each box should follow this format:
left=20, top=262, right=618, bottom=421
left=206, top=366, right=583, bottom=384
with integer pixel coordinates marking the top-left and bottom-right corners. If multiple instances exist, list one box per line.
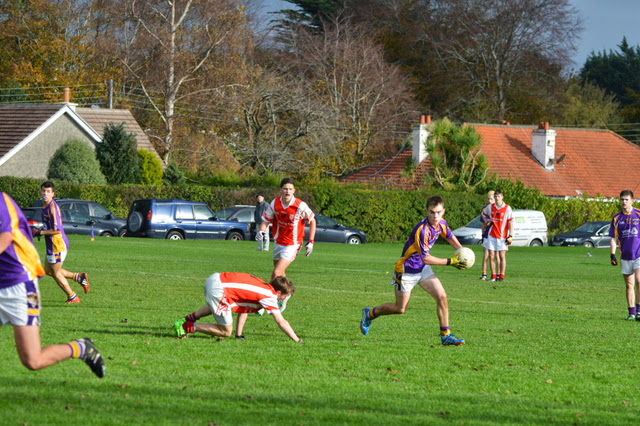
left=262, top=0, right=640, bottom=70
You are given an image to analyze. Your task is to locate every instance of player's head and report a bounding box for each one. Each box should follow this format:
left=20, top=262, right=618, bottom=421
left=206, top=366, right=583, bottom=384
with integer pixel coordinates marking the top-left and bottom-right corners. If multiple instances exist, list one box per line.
left=487, top=190, right=495, bottom=204
left=425, top=196, right=445, bottom=226
left=270, top=276, right=295, bottom=299
left=620, top=190, right=634, bottom=199
left=280, top=178, right=294, bottom=188
left=620, top=190, right=634, bottom=211
left=280, top=178, right=295, bottom=201
left=40, top=181, right=55, bottom=201
left=494, top=189, right=504, bottom=204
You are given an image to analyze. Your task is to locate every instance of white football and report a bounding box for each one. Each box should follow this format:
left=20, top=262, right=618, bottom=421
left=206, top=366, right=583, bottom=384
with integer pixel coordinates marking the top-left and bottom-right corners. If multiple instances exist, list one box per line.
left=454, top=247, right=475, bottom=269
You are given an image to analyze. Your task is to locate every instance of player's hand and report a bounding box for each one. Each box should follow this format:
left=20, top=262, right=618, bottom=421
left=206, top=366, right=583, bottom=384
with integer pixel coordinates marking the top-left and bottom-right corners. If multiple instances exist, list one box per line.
left=32, top=228, right=42, bottom=238
left=305, top=242, right=314, bottom=257
left=448, top=252, right=468, bottom=270
left=610, top=253, right=618, bottom=266
left=506, top=235, right=512, bottom=245
left=255, top=230, right=266, bottom=241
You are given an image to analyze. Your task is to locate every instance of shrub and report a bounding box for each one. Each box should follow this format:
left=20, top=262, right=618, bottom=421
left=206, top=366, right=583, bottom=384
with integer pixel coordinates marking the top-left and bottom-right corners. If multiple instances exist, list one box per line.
left=163, top=161, right=185, bottom=185
left=138, top=149, right=163, bottom=185
left=47, top=139, right=106, bottom=185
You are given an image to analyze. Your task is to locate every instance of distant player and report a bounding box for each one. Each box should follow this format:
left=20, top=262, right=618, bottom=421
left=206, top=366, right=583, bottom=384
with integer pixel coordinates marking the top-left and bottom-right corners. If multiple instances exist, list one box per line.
left=479, top=190, right=495, bottom=280
left=482, top=190, right=514, bottom=281
left=173, top=272, right=304, bottom=342
left=0, top=192, right=104, bottom=377
left=36, top=181, right=90, bottom=303
left=359, top=196, right=468, bottom=346
left=609, top=190, right=640, bottom=320
left=235, top=178, right=316, bottom=338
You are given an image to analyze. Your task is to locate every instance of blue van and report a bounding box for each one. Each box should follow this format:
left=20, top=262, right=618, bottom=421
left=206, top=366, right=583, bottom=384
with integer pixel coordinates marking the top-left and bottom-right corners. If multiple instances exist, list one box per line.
left=126, top=199, right=249, bottom=241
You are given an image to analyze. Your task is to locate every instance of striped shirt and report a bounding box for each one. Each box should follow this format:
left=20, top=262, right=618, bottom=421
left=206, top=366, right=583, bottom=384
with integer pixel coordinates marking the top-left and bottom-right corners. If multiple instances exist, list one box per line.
left=609, top=208, right=640, bottom=261
left=41, top=200, right=69, bottom=257
left=395, top=217, right=453, bottom=275
left=218, top=272, right=280, bottom=314
left=0, top=192, right=45, bottom=288
left=263, top=196, right=314, bottom=246
left=483, top=203, right=513, bottom=239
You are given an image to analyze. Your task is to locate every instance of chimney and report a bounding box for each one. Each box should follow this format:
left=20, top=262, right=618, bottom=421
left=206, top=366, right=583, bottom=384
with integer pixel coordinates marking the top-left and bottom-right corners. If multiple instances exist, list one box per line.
left=531, top=122, right=556, bottom=171
left=61, top=87, right=77, bottom=111
left=412, top=115, right=431, bottom=164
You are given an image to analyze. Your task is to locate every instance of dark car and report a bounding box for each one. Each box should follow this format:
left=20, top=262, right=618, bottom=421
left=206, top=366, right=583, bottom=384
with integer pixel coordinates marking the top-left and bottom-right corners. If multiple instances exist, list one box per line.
left=213, top=205, right=258, bottom=239
left=551, top=221, right=611, bottom=248
left=32, top=198, right=127, bottom=236
left=126, top=199, right=249, bottom=241
left=23, top=207, right=126, bottom=237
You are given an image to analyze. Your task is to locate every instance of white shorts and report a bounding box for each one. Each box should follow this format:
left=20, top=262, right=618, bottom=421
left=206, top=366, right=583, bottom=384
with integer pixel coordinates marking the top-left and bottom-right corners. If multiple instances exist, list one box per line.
left=394, top=266, right=436, bottom=293
left=483, top=236, right=508, bottom=252
left=0, top=280, right=41, bottom=326
left=46, top=250, right=67, bottom=264
left=273, top=243, right=301, bottom=262
left=621, top=258, right=640, bottom=275
left=203, top=273, right=233, bottom=326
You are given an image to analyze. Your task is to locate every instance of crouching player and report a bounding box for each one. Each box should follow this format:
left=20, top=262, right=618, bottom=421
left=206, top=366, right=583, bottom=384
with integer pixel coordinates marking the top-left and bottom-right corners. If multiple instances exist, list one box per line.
left=173, top=272, right=304, bottom=342
left=0, top=192, right=105, bottom=377
left=359, top=196, right=468, bottom=346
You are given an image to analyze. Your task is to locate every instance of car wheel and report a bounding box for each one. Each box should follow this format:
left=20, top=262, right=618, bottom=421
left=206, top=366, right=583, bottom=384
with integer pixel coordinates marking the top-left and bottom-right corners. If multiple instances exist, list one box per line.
left=100, top=231, right=114, bottom=237
left=529, top=239, right=543, bottom=247
left=166, top=231, right=184, bottom=240
left=118, top=227, right=127, bottom=237
left=582, top=241, right=594, bottom=248
left=226, top=231, right=244, bottom=241
left=128, top=212, right=143, bottom=233
left=347, top=235, right=362, bottom=244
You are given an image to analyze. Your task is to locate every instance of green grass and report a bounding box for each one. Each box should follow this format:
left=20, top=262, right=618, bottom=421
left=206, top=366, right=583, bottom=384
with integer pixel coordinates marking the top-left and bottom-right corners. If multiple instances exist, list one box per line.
left=1, top=236, right=637, bottom=424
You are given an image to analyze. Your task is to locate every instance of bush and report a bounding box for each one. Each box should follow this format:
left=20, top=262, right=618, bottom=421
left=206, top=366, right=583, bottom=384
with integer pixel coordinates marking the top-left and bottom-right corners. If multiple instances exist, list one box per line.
left=138, top=149, right=163, bottom=185
left=97, top=123, right=140, bottom=184
left=47, top=139, right=106, bottom=185
left=163, top=161, right=185, bottom=185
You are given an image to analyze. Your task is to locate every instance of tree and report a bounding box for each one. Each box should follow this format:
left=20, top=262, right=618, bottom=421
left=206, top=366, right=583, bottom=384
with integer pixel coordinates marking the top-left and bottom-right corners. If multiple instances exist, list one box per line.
left=96, top=123, right=140, bottom=184
left=138, top=149, right=163, bottom=185
left=47, top=139, right=106, bottom=185
left=426, top=118, right=488, bottom=191
left=162, top=161, right=185, bottom=185
left=561, top=79, right=621, bottom=126
left=120, top=0, right=252, bottom=163
left=418, top=0, right=582, bottom=121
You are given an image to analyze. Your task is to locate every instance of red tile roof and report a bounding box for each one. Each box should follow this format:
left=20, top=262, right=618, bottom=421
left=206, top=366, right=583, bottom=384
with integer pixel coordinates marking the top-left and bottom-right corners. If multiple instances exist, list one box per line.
left=340, top=123, right=640, bottom=197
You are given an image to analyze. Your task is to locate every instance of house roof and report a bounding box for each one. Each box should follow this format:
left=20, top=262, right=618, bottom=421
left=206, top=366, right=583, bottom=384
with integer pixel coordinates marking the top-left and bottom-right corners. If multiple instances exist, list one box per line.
left=76, top=108, right=161, bottom=161
left=0, top=103, right=101, bottom=165
left=340, top=123, right=640, bottom=198
left=341, top=149, right=433, bottom=190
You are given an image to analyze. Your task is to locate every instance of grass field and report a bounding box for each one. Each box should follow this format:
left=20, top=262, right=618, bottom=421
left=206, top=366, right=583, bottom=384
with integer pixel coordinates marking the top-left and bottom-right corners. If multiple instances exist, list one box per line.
left=0, top=235, right=637, bottom=425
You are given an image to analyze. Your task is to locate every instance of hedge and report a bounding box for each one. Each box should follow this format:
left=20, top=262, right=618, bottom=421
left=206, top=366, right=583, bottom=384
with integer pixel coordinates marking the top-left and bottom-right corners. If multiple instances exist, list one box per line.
left=1, top=176, right=635, bottom=243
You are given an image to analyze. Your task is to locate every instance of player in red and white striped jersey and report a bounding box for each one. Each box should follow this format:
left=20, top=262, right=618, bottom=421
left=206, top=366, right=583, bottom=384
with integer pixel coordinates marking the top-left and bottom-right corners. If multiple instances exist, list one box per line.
left=173, top=272, right=303, bottom=342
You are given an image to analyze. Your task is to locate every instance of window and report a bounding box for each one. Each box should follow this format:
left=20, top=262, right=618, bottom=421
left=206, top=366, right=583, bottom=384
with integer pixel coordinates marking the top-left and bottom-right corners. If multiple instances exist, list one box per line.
left=93, top=204, right=111, bottom=218
left=175, top=205, right=194, bottom=220
left=193, top=205, right=213, bottom=220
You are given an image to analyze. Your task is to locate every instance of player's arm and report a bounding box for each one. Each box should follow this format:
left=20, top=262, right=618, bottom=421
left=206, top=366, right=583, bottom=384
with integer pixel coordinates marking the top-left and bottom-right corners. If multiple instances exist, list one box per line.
left=0, top=231, right=12, bottom=254
left=307, top=217, right=316, bottom=241
left=445, top=234, right=462, bottom=250
left=422, top=254, right=450, bottom=266
left=270, top=310, right=303, bottom=342
left=610, top=236, right=618, bottom=265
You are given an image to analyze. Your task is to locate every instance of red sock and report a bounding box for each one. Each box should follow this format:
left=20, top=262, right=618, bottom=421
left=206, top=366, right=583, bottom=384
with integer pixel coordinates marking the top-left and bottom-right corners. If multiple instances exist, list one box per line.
left=183, top=321, right=195, bottom=333
left=491, top=274, right=497, bottom=279
left=499, top=273, right=505, bottom=279
left=185, top=313, right=197, bottom=322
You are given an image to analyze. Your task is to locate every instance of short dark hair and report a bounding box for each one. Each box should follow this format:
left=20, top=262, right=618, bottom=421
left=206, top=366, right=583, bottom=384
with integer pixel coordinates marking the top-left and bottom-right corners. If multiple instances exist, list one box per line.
left=620, top=190, right=634, bottom=198
left=494, top=189, right=503, bottom=196
left=256, top=194, right=263, bottom=198
left=270, top=275, right=295, bottom=295
left=280, top=177, right=294, bottom=188
left=41, top=181, right=55, bottom=190
left=426, top=195, right=444, bottom=209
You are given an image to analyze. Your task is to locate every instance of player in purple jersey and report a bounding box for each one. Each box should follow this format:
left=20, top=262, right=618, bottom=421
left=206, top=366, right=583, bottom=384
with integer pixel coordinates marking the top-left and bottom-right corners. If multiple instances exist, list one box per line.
left=0, top=192, right=104, bottom=377
left=609, top=190, right=640, bottom=320
left=36, top=181, right=90, bottom=303
left=359, top=196, right=469, bottom=346
left=480, top=190, right=495, bottom=280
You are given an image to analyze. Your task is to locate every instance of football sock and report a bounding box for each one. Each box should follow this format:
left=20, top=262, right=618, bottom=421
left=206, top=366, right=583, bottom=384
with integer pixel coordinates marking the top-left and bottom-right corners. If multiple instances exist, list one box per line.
left=499, top=274, right=505, bottom=279
left=440, top=327, right=450, bottom=336
left=182, top=321, right=196, bottom=334
left=185, top=313, right=198, bottom=322
left=629, top=307, right=636, bottom=317
left=67, top=293, right=78, bottom=301
left=68, top=340, right=86, bottom=359
left=636, top=304, right=640, bottom=314
left=369, top=307, right=377, bottom=320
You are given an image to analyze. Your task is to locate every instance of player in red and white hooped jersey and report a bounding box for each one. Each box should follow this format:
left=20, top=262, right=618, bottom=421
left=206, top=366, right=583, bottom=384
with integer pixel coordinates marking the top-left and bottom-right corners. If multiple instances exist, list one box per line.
left=258, top=177, right=316, bottom=279
left=173, top=272, right=304, bottom=342
left=482, top=190, right=514, bottom=281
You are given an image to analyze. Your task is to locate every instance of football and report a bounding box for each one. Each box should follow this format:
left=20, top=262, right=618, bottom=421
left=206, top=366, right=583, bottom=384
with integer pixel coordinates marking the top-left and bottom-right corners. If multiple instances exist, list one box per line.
left=454, top=247, right=475, bottom=269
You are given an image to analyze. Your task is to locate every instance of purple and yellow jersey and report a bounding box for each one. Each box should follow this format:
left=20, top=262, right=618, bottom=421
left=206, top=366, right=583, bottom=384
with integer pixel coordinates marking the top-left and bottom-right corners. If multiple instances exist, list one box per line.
left=394, top=217, right=453, bottom=275
left=41, top=200, right=69, bottom=257
left=481, top=204, right=493, bottom=238
left=609, top=208, right=640, bottom=261
left=0, top=192, right=45, bottom=289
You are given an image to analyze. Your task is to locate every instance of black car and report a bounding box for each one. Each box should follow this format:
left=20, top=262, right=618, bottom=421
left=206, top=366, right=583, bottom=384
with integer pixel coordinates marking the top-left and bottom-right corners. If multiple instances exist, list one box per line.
left=23, top=207, right=125, bottom=237
left=213, top=205, right=260, bottom=239
left=31, top=198, right=127, bottom=236
left=551, top=221, right=611, bottom=248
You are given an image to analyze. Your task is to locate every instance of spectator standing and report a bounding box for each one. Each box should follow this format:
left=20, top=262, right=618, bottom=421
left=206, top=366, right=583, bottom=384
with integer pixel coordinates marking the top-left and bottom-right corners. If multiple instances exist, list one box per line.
left=255, top=194, right=270, bottom=251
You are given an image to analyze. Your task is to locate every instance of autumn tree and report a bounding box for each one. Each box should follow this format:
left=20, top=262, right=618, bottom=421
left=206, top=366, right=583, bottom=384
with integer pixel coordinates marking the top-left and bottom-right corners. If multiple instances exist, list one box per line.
left=561, top=79, right=621, bottom=126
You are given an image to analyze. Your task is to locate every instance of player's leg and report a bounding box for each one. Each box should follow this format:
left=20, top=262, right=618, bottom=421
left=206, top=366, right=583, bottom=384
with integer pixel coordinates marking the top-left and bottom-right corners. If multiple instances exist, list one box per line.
left=13, top=325, right=72, bottom=370
left=195, top=322, right=233, bottom=337
left=272, top=258, right=294, bottom=280
left=372, top=287, right=412, bottom=316
left=174, top=305, right=211, bottom=337
left=45, top=260, right=78, bottom=302
left=498, top=250, right=507, bottom=280
left=624, top=273, right=636, bottom=319
left=481, top=247, right=489, bottom=280
left=420, top=275, right=465, bottom=346
left=235, top=313, right=248, bottom=338
left=488, top=250, right=498, bottom=281
left=634, top=266, right=640, bottom=320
